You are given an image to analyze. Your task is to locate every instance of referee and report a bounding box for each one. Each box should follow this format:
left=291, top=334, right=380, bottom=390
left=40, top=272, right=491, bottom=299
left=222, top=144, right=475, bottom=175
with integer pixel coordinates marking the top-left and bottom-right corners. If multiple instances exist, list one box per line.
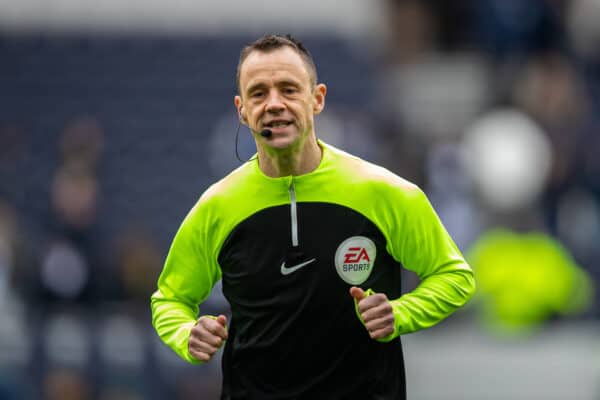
left=151, top=34, right=476, bottom=399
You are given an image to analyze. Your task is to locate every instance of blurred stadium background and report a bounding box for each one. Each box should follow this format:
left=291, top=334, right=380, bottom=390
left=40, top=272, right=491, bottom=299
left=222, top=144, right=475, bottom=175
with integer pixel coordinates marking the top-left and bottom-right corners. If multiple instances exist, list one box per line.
left=1, top=0, right=599, bottom=399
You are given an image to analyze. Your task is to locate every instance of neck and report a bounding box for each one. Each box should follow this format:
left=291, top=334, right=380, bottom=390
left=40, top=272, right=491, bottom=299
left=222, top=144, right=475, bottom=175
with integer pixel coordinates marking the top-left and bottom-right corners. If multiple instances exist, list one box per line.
left=257, top=136, right=322, bottom=177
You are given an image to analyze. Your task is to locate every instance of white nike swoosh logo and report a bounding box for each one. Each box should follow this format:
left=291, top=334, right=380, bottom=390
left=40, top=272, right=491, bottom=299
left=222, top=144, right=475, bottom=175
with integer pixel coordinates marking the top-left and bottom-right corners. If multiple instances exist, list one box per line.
left=280, top=258, right=317, bottom=276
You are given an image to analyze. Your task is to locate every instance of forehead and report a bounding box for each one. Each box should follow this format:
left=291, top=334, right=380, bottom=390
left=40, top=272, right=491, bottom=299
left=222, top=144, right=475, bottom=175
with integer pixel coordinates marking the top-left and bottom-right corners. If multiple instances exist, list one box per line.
left=239, top=47, right=312, bottom=91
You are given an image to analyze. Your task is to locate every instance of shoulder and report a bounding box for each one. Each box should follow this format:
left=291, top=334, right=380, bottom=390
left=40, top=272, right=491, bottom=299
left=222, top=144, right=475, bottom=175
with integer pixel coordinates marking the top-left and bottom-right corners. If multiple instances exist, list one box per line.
left=188, top=162, right=256, bottom=220
left=323, top=142, right=422, bottom=199
left=203, top=163, right=251, bottom=199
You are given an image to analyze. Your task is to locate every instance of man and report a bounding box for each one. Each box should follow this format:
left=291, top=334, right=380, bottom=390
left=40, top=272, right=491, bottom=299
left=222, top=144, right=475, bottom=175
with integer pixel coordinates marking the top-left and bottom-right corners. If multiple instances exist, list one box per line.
left=151, top=34, right=475, bottom=399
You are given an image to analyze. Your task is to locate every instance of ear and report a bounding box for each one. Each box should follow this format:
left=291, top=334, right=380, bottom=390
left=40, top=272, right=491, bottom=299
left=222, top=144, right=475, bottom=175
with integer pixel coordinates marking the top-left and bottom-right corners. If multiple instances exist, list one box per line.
left=234, top=95, right=247, bottom=124
left=313, top=83, right=327, bottom=115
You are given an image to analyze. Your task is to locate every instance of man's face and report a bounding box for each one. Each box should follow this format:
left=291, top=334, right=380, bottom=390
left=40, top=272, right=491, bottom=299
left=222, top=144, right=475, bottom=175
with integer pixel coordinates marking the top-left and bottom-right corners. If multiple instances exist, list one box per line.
left=235, top=47, right=326, bottom=150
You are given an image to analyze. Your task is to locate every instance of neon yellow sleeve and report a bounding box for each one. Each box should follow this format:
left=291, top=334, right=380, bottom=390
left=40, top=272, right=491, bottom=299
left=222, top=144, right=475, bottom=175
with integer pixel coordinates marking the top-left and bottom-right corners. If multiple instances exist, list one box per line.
left=150, top=199, right=222, bottom=364
left=376, top=186, right=476, bottom=340
left=304, top=148, right=476, bottom=341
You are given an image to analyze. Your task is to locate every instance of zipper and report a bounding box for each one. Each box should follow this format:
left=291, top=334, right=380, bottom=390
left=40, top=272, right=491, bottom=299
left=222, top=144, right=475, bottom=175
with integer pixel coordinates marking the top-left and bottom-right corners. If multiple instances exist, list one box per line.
left=289, top=180, right=299, bottom=247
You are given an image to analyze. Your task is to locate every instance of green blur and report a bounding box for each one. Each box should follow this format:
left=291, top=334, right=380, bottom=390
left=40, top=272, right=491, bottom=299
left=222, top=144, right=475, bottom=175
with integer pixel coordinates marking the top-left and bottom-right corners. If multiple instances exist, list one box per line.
left=467, top=229, right=594, bottom=336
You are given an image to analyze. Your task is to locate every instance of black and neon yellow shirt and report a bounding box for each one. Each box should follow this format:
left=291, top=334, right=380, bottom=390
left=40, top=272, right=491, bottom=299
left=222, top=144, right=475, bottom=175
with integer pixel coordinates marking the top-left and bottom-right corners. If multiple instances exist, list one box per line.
left=151, top=141, right=475, bottom=400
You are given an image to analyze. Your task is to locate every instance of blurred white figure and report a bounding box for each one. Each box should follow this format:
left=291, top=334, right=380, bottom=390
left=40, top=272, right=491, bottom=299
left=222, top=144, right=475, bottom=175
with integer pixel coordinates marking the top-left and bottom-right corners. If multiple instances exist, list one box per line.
left=461, top=109, right=552, bottom=212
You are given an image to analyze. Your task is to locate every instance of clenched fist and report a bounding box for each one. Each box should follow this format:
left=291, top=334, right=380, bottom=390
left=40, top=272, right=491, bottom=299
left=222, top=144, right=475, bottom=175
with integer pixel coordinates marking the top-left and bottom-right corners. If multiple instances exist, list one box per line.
left=350, top=287, right=395, bottom=340
left=188, top=314, right=228, bottom=362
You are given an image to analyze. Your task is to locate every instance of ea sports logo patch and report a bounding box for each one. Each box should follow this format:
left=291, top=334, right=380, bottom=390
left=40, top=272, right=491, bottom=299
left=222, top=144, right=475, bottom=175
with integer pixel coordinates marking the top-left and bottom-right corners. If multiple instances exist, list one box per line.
left=334, top=236, right=376, bottom=285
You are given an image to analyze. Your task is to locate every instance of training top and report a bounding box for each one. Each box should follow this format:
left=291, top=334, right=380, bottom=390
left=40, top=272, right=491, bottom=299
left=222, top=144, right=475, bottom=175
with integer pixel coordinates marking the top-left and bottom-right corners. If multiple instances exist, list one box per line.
left=151, top=140, right=475, bottom=400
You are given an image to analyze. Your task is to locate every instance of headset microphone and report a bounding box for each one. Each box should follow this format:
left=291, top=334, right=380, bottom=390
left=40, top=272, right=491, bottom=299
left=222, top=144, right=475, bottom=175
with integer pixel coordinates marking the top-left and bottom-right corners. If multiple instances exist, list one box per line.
left=260, top=129, right=273, bottom=138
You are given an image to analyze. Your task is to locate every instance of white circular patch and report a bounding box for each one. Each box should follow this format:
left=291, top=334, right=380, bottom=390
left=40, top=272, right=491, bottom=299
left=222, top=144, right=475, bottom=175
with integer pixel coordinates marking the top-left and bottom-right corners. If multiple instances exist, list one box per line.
left=334, top=236, right=376, bottom=285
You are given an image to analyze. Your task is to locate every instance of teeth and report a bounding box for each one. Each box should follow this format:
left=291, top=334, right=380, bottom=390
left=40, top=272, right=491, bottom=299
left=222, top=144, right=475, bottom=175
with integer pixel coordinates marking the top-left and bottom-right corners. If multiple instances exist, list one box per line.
left=270, top=121, right=289, bottom=127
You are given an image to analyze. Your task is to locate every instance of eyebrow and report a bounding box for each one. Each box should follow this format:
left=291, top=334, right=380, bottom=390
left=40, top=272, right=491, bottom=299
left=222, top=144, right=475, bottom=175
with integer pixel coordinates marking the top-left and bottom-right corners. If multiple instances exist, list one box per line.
left=246, top=82, right=267, bottom=95
left=245, top=79, right=302, bottom=95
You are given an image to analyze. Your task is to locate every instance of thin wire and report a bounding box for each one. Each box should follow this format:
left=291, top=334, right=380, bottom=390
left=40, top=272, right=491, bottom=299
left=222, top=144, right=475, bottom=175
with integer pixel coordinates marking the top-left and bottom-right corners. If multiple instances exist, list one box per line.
left=235, top=120, right=258, bottom=163
left=234, top=119, right=244, bottom=163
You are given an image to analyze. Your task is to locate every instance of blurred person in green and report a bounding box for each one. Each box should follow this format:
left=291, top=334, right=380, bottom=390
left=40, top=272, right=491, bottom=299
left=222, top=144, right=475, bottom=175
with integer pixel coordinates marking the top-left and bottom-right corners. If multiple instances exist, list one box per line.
left=151, top=34, right=475, bottom=399
left=467, top=229, right=594, bottom=336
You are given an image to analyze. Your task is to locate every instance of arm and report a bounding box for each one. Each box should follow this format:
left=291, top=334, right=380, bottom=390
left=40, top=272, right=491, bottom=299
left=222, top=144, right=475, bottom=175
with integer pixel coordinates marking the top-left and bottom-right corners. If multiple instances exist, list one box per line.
left=388, top=260, right=475, bottom=336
left=150, top=202, right=223, bottom=363
left=353, top=186, right=475, bottom=341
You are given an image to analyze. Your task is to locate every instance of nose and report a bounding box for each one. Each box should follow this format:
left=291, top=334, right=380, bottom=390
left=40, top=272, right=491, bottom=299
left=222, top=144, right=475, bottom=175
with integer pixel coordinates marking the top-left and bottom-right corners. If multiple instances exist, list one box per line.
left=265, top=90, right=285, bottom=114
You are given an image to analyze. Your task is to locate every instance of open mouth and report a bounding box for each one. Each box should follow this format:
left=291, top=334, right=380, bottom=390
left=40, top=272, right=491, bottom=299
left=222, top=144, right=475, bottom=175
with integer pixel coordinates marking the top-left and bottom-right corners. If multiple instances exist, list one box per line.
left=264, top=120, right=293, bottom=129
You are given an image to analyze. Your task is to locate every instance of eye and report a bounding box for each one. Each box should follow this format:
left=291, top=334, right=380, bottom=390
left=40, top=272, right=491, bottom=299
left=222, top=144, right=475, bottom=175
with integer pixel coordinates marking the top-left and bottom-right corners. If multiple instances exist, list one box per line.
left=251, top=91, right=264, bottom=98
left=283, top=87, right=297, bottom=95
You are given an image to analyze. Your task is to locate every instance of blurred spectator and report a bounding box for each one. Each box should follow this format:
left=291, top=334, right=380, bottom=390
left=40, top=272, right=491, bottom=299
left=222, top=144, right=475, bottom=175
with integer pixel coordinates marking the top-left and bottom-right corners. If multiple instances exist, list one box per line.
left=512, top=51, right=589, bottom=194
left=37, top=161, right=101, bottom=303
left=111, top=223, right=163, bottom=304
left=34, top=115, right=107, bottom=305
left=513, top=51, right=588, bottom=127
left=507, top=51, right=600, bottom=300
left=51, top=161, right=99, bottom=231
left=58, top=116, right=105, bottom=171
left=467, top=228, right=595, bottom=336
left=382, top=0, right=437, bottom=65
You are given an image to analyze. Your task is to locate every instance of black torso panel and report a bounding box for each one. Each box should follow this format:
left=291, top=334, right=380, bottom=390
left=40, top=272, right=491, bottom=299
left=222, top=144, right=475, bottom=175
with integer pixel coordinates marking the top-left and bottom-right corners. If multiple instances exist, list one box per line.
left=218, top=202, right=406, bottom=399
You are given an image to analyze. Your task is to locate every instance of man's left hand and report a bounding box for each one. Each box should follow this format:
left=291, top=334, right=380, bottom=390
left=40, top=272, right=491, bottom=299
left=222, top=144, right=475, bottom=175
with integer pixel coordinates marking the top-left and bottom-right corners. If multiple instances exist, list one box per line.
left=350, top=287, right=395, bottom=340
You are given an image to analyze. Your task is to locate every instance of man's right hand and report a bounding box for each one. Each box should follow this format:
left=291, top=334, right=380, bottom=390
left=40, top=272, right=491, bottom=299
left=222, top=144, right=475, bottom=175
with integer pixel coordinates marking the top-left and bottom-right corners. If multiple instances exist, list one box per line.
left=188, top=314, right=228, bottom=362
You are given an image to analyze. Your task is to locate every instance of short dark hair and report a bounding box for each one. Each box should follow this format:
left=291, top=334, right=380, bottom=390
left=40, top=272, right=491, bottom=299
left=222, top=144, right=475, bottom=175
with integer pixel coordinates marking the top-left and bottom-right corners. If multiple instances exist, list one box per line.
left=236, top=34, right=318, bottom=93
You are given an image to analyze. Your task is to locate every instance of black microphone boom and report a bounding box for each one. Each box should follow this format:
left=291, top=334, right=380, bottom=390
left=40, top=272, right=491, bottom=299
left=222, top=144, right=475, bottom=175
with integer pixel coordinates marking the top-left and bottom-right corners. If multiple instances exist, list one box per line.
left=260, top=129, right=273, bottom=138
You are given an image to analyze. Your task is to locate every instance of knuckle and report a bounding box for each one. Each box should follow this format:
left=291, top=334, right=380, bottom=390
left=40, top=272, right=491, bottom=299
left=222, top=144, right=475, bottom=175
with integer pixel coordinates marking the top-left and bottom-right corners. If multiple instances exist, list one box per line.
left=207, top=341, right=219, bottom=351
left=192, top=350, right=209, bottom=362
left=193, top=330, right=207, bottom=341
left=203, top=322, right=216, bottom=332
left=191, top=324, right=202, bottom=334
left=199, top=317, right=216, bottom=329
left=373, top=294, right=386, bottom=304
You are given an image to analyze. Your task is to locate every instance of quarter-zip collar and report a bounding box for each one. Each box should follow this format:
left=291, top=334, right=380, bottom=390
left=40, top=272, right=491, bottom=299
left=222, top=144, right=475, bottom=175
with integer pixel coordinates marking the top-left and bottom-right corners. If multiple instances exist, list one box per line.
left=252, top=140, right=330, bottom=249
